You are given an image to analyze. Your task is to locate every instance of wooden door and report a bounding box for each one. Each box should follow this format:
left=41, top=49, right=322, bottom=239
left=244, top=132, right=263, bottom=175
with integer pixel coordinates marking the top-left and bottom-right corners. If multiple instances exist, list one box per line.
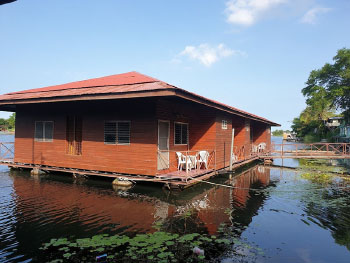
left=158, top=121, right=169, bottom=170
left=66, top=116, right=82, bottom=155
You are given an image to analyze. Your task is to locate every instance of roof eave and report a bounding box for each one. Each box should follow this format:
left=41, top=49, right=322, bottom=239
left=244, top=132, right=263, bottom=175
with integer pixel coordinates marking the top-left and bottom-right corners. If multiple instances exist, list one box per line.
left=173, top=89, right=280, bottom=126
left=0, top=89, right=176, bottom=106
left=0, top=87, right=280, bottom=126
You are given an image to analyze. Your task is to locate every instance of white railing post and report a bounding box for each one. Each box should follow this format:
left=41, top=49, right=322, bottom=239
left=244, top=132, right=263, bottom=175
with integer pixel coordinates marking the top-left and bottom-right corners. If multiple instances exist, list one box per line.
left=229, top=128, right=235, bottom=171
left=186, top=152, right=188, bottom=175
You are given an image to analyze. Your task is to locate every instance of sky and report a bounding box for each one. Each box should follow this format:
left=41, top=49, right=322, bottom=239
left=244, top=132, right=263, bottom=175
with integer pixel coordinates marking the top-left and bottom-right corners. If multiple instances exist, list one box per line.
left=0, top=0, right=349, bottom=129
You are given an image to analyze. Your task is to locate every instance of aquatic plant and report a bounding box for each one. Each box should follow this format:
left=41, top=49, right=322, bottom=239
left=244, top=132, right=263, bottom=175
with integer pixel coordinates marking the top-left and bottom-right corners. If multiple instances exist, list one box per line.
left=300, top=172, right=334, bottom=184
left=298, top=159, right=349, bottom=175
left=39, top=231, right=235, bottom=262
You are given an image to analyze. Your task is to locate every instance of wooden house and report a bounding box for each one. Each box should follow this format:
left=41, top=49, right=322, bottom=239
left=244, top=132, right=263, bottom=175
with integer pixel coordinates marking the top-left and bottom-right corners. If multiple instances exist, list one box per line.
left=0, top=72, right=279, bottom=186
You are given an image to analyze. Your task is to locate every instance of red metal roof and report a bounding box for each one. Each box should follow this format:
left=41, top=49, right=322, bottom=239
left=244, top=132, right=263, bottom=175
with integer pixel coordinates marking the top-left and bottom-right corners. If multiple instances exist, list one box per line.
left=0, top=71, right=279, bottom=126
left=7, top=71, right=159, bottom=95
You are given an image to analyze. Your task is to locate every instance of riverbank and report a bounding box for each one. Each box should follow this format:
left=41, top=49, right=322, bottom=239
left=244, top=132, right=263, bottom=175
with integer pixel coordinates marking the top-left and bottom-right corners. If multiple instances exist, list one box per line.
left=0, top=131, right=15, bottom=135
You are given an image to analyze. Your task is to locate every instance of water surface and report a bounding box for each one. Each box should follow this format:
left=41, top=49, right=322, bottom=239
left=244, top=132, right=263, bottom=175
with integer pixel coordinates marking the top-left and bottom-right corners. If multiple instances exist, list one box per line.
left=1, top=135, right=350, bottom=262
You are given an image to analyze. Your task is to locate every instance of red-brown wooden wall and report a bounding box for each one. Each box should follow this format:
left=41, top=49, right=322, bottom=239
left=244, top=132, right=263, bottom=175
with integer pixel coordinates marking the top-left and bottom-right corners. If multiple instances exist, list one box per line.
left=14, top=97, right=271, bottom=176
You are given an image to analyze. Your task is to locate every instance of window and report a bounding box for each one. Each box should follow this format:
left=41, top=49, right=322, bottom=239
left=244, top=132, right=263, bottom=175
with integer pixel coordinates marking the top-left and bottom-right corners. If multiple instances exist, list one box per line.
left=250, top=126, right=254, bottom=143
left=66, top=116, right=82, bottom=155
left=104, top=121, right=130, bottom=145
left=35, top=121, right=53, bottom=142
left=104, top=122, right=117, bottom=144
left=174, top=122, right=188, bottom=145
left=222, top=120, right=228, bottom=130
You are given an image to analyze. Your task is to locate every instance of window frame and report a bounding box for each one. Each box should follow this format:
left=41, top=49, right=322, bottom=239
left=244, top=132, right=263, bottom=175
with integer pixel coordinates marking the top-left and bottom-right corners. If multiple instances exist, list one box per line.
left=174, top=122, right=189, bottom=146
left=104, top=120, right=131, bottom=145
left=222, top=120, right=228, bottom=130
left=34, top=121, right=54, bottom=142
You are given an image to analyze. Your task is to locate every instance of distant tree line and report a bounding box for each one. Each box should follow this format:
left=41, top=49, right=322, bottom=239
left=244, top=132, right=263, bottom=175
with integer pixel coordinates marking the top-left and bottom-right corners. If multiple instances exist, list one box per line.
left=291, top=48, right=350, bottom=142
left=0, top=113, right=15, bottom=131
left=272, top=129, right=290, bottom=137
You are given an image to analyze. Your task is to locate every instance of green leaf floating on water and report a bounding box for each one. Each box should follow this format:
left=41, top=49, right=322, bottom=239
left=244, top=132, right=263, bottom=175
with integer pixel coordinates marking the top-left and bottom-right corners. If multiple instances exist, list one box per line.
left=39, top=229, right=257, bottom=262
left=62, top=253, right=71, bottom=258
left=215, top=238, right=231, bottom=245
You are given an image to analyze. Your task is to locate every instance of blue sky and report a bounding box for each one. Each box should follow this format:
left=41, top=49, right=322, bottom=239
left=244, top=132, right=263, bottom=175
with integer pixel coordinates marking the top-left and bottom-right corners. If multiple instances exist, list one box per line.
left=1, top=0, right=349, bottom=129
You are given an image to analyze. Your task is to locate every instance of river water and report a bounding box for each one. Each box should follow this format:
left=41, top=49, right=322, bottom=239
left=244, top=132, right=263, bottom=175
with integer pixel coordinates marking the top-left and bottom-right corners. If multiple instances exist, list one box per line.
left=1, top=135, right=350, bottom=262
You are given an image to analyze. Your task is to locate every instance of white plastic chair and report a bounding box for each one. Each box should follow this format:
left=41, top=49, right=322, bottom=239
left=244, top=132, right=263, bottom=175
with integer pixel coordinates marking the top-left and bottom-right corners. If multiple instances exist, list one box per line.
left=258, top=143, right=266, bottom=153
left=196, top=151, right=209, bottom=169
left=176, top=152, right=192, bottom=171
left=252, top=144, right=258, bottom=153
left=231, top=154, right=238, bottom=164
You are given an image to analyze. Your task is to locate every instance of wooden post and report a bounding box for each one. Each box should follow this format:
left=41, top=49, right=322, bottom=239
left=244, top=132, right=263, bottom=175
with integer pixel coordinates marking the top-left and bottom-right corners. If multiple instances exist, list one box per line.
left=214, top=150, right=217, bottom=172
left=229, top=128, right=235, bottom=171
left=224, top=142, right=226, bottom=169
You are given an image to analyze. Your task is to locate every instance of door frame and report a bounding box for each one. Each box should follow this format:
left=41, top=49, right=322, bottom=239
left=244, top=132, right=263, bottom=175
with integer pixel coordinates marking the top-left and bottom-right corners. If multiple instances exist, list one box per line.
left=157, top=120, right=170, bottom=170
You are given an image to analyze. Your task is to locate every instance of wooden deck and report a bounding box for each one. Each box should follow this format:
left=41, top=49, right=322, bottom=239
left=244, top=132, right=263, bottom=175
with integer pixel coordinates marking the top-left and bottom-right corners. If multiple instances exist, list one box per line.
left=262, top=143, right=350, bottom=159
left=2, top=141, right=350, bottom=188
left=0, top=150, right=260, bottom=188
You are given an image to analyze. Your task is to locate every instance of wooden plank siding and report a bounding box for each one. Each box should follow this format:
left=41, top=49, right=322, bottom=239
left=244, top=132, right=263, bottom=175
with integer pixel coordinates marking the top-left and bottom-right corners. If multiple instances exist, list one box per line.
left=232, top=115, right=249, bottom=160
left=14, top=99, right=159, bottom=176
left=155, top=98, right=216, bottom=174
left=13, top=97, right=272, bottom=178
left=251, top=120, right=271, bottom=149
left=215, top=114, right=233, bottom=170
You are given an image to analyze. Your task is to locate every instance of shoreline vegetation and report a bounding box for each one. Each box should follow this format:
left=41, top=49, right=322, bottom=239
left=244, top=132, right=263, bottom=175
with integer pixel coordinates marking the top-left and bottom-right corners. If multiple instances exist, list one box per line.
left=0, top=113, right=15, bottom=133
left=291, top=48, right=350, bottom=143
left=0, top=130, right=15, bottom=134
left=271, top=129, right=285, bottom=137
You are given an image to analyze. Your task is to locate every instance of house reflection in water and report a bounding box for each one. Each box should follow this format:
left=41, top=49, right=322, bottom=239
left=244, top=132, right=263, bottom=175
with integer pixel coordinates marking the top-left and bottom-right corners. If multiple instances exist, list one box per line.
left=161, top=165, right=271, bottom=234
left=9, top=165, right=271, bottom=257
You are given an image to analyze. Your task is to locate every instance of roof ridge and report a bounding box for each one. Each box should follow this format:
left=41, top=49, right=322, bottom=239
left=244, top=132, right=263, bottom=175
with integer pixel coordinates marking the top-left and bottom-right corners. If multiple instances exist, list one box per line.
left=6, top=71, right=160, bottom=95
left=6, top=81, right=162, bottom=95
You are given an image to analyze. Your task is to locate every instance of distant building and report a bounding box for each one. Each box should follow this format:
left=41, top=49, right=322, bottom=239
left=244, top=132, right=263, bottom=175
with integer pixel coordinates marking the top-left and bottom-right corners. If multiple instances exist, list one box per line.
left=338, top=119, right=350, bottom=143
left=325, top=117, right=343, bottom=129
left=283, top=132, right=297, bottom=141
left=0, top=125, right=8, bottom=131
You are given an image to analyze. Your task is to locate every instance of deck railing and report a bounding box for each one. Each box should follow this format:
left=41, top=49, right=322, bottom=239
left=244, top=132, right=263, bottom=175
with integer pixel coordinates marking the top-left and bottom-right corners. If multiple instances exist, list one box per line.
left=234, top=144, right=268, bottom=160
left=233, top=145, right=246, bottom=161
left=269, top=143, right=350, bottom=158
left=0, top=142, right=14, bottom=162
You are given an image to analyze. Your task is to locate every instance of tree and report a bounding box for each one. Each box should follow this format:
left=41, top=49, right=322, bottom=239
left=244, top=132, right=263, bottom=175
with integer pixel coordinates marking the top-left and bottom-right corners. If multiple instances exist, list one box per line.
left=7, top=113, right=15, bottom=130
left=303, top=48, right=350, bottom=121
left=272, top=129, right=284, bottom=136
left=292, top=85, right=335, bottom=139
left=0, top=118, right=6, bottom=126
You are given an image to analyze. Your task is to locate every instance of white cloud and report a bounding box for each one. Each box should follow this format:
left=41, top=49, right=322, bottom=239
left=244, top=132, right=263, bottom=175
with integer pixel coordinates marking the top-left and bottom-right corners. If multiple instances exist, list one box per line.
left=301, top=7, right=331, bottom=24
left=179, top=43, right=243, bottom=67
left=225, top=0, right=288, bottom=26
